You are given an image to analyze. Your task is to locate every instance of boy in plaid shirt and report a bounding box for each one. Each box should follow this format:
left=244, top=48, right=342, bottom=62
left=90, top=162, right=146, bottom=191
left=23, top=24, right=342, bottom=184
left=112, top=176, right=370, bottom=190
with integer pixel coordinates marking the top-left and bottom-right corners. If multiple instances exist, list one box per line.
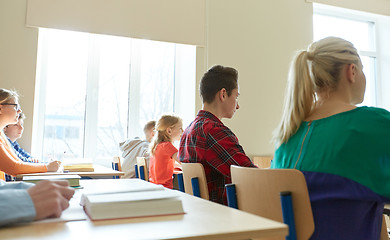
left=179, top=65, right=257, bottom=205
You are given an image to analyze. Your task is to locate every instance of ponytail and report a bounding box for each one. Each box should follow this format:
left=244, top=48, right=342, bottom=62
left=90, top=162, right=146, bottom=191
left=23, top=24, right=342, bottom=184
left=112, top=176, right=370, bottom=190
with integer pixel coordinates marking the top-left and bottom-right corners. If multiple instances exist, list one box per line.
left=149, top=114, right=181, bottom=155
left=274, top=50, right=315, bottom=145
left=273, top=37, right=361, bottom=146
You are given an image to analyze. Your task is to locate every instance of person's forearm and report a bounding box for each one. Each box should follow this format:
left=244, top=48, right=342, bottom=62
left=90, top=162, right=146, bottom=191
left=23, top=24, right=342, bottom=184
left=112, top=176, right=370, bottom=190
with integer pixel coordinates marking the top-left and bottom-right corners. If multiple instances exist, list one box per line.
left=0, top=189, right=35, bottom=226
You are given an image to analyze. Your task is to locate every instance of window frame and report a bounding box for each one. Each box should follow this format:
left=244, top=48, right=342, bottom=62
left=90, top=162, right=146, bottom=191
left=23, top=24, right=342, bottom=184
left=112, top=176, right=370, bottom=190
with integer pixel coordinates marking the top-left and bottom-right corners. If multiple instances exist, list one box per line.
left=313, top=3, right=381, bottom=107
left=32, top=29, right=196, bottom=164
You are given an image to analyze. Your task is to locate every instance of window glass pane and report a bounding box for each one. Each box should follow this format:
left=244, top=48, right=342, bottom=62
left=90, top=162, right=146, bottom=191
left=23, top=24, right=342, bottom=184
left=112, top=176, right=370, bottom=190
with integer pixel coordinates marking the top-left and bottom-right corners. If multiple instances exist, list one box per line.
left=132, top=39, right=176, bottom=139
left=36, top=29, right=196, bottom=166
left=42, top=30, right=89, bottom=161
left=360, top=56, right=376, bottom=106
left=313, top=14, right=375, bottom=52
left=94, top=35, right=130, bottom=160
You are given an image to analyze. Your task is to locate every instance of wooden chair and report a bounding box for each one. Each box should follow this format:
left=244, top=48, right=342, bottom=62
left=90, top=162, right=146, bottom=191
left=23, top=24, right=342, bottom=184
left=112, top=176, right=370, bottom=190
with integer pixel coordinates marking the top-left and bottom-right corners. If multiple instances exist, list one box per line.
left=381, top=214, right=389, bottom=240
left=181, top=163, right=209, bottom=200
left=111, top=156, right=122, bottom=179
left=136, top=157, right=148, bottom=181
left=227, top=166, right=314, bottom=240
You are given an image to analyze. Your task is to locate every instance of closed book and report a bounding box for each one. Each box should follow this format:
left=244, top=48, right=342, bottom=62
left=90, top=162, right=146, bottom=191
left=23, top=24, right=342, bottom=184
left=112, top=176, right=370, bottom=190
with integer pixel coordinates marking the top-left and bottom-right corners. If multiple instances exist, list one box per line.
left=63, top=164, right=94, bottom=172
left=22, top=174, right=81, bottom=187
left=83, top=190, right=184, bottom=220
left=63, top=158, right=95, bottom=172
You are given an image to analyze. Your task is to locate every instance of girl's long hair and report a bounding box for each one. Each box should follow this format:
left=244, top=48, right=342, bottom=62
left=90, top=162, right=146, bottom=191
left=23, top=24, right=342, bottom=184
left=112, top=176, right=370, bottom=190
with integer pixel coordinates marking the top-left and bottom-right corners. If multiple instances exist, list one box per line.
left=0, top=88, right=20, bottom=154
left=149, top=114, right=182, bottom=156
left=273, top=37, right=361, bottom=146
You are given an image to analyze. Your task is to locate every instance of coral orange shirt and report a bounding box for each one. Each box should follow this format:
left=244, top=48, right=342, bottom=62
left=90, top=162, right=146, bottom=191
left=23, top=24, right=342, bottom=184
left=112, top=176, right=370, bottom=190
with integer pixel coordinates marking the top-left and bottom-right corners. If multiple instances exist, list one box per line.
left=0, top=135, right=47, bottom=180
left=149, top=142, right=178, bottom=189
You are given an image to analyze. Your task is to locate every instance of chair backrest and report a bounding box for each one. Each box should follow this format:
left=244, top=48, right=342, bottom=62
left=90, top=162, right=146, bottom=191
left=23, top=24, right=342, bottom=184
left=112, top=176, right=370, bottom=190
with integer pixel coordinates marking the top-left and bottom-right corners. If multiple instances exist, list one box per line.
left=230, top=166, right=314, bottom=240
left=181, top=163, right=209, bottom=200
left=136, top=157, right=148, bottom=181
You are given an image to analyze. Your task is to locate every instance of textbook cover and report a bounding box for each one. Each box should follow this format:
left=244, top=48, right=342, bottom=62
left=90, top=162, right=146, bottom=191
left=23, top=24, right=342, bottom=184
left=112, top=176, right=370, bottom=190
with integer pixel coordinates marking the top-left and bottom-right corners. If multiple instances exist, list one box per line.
left=22, top=174, right=81, bottom=187
left=82, top=190, right=184, bottom=220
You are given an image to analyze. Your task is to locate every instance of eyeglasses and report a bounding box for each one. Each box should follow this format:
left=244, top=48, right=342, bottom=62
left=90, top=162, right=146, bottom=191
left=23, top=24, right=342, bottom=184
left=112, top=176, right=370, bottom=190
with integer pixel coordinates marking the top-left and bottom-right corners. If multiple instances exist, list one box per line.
left=1, top=103, right=21, bottom=111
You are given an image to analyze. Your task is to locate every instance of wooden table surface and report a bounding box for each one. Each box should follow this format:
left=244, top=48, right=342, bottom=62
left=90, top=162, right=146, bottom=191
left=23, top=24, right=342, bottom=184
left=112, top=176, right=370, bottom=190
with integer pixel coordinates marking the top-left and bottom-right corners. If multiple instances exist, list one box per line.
left=0, top=179, right=288, bottom=240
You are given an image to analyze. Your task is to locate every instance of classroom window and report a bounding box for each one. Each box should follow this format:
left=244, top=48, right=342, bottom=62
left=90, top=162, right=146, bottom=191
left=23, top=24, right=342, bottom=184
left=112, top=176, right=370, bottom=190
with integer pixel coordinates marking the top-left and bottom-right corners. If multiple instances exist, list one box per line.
left=33, top=28, right=196, bottom=166
left=313, top=5, right=377, bottom=107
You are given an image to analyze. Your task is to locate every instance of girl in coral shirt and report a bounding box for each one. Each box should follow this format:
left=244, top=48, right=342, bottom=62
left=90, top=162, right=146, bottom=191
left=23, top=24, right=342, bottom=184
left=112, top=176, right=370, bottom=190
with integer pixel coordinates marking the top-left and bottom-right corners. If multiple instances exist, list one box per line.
left=0, top=88, right=60, bottom=180
left=148, top=114, right=183, bottom=189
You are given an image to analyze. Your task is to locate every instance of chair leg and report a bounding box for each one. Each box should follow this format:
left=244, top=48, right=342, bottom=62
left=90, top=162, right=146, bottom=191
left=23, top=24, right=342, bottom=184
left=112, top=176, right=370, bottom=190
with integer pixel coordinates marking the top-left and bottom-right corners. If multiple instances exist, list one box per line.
left=139, top=166, right=146, bottom=181
left=177, top=173, right=185, bottom=192
left=225, top=184, right=238, bottom=209
left=135, top=164, right=139, bottom=178
left=112, top=162, right=119, bottom=179
left=191, top=177, right=200, bottom=197
left=280, top=191, right=297, bottom=240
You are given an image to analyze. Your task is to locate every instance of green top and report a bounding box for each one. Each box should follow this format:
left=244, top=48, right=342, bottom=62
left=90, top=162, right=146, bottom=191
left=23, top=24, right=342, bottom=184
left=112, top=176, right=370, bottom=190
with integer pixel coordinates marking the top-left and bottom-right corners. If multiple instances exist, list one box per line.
left=272, top=106, right=390, bottom=197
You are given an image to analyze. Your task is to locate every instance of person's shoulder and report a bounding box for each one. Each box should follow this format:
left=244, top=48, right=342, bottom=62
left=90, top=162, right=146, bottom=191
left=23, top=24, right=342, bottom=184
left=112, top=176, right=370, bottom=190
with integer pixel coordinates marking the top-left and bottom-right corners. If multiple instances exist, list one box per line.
left=159, top=142, right=176, bottom=148
left=158, top=142, right=178, bottom=152
left=120, top=137, right=144, bottom=147
left=356, top=106, right=390, bottom=120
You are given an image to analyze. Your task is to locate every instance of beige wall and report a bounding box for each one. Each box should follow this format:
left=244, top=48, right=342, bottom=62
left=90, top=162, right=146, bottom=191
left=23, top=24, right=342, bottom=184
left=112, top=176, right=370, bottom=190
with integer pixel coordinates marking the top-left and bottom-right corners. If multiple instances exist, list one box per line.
left=26, top=0, right=206, bottom=46
left=206, top=0, right=313, bottom=156
left=0, top=0, right=39, bottom=152
left=0, top=0, right=329, bottom=157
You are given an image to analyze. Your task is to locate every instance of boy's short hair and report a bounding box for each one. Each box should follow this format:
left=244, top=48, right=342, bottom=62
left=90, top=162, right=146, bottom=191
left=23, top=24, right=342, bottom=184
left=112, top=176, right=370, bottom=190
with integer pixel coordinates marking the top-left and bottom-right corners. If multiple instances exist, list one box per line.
left=19, top=112, right=26, bottom=120
left=143, top=120, right=156, bottom=134
left=200, top=65, right=238, bottom=104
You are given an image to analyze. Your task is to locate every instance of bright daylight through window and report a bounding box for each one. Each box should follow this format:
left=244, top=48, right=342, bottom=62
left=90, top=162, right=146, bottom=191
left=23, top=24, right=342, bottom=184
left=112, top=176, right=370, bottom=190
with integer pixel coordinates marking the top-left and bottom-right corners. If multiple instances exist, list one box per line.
left=33, top=28, right=196, bottom=167
left=313, top=5, right=377, bottom=107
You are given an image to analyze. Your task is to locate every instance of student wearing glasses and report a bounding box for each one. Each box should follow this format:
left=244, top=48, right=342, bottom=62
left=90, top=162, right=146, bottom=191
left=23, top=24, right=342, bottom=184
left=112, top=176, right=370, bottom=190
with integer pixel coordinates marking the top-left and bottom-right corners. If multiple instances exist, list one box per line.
left=0, top=88, right=60, bottom=181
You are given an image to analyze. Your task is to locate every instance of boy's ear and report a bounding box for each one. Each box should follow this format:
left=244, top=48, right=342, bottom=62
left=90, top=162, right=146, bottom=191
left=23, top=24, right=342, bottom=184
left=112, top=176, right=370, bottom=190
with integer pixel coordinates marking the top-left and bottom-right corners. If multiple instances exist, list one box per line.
left=218, top=88, right=227, bottom=101
left=166, top=127, right=172, bottom=135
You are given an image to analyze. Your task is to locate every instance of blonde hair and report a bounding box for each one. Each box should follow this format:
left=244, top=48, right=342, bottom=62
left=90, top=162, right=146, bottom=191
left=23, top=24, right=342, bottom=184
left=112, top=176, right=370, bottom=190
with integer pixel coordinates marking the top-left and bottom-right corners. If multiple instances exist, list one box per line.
left=149, top=114, right=182, bottom=155
left=0, top=88, right=20, bottom=154
left=274, top=37, right=361, bottom=146
left=0, top=88, right=19, bottom=105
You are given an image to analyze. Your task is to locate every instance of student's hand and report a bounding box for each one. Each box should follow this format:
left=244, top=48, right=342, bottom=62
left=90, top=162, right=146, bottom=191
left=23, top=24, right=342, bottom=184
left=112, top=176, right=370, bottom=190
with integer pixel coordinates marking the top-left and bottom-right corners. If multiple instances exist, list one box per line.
left=27, top=180, right=75, bottom=220
left=31, top=158, right=39, bottom=163
left=46, top=160, right=61, bottom=172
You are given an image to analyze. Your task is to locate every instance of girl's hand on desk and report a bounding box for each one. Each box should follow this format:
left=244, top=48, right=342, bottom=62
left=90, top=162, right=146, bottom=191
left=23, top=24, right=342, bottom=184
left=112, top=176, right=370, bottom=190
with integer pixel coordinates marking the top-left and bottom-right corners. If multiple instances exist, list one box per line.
left=47, top=160, right=61, bottom=172
left=27, top=180, right=75, bottom=220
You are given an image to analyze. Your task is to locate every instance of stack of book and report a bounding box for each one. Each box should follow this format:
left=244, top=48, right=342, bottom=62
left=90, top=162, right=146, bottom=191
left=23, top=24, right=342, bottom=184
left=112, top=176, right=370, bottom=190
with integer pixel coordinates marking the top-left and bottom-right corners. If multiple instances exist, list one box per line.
left=63, top=158, right=94, bottom=172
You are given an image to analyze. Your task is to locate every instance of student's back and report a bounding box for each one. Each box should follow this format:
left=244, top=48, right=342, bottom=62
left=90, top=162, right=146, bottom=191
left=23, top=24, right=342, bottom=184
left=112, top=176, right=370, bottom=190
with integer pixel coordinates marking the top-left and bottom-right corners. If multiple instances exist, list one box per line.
left=274, top=107, right=390, bottom=239
left=272, top=37, right=390, bottom=239
left=179, top=65, right=256, bottom=205
left=149, top=115, right=182, bottom=189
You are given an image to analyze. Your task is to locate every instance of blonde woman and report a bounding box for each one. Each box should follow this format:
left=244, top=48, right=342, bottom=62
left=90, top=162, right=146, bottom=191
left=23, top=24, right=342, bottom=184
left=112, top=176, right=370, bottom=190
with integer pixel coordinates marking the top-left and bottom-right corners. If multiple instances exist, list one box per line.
left=272, top=37, right=390, bottom=239
left=0, top=88, right=60, bottom=180
left=148, top=114, right=183, bottom=189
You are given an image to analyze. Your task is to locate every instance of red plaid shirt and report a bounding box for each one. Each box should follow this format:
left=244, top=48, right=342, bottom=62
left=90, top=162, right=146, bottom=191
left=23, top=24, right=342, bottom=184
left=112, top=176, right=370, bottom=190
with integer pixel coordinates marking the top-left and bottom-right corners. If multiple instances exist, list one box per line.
left=179, top=110, right=256, bottom=205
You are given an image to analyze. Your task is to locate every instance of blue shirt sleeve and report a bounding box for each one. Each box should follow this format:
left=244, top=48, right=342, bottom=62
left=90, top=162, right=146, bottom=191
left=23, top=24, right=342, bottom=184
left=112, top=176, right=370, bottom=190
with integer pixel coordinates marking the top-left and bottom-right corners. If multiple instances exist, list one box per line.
left=0, top=181, right=36, bottom=226
left=9, top=140, right=33, bottom=162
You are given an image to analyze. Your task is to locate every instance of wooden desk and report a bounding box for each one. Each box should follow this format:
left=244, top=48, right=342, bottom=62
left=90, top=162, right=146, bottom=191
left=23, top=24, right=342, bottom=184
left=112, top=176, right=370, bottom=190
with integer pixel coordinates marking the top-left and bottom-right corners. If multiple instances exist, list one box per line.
left=15, top=164, right=124, bottom=180
left=0, top=179, right=288, bottom=240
